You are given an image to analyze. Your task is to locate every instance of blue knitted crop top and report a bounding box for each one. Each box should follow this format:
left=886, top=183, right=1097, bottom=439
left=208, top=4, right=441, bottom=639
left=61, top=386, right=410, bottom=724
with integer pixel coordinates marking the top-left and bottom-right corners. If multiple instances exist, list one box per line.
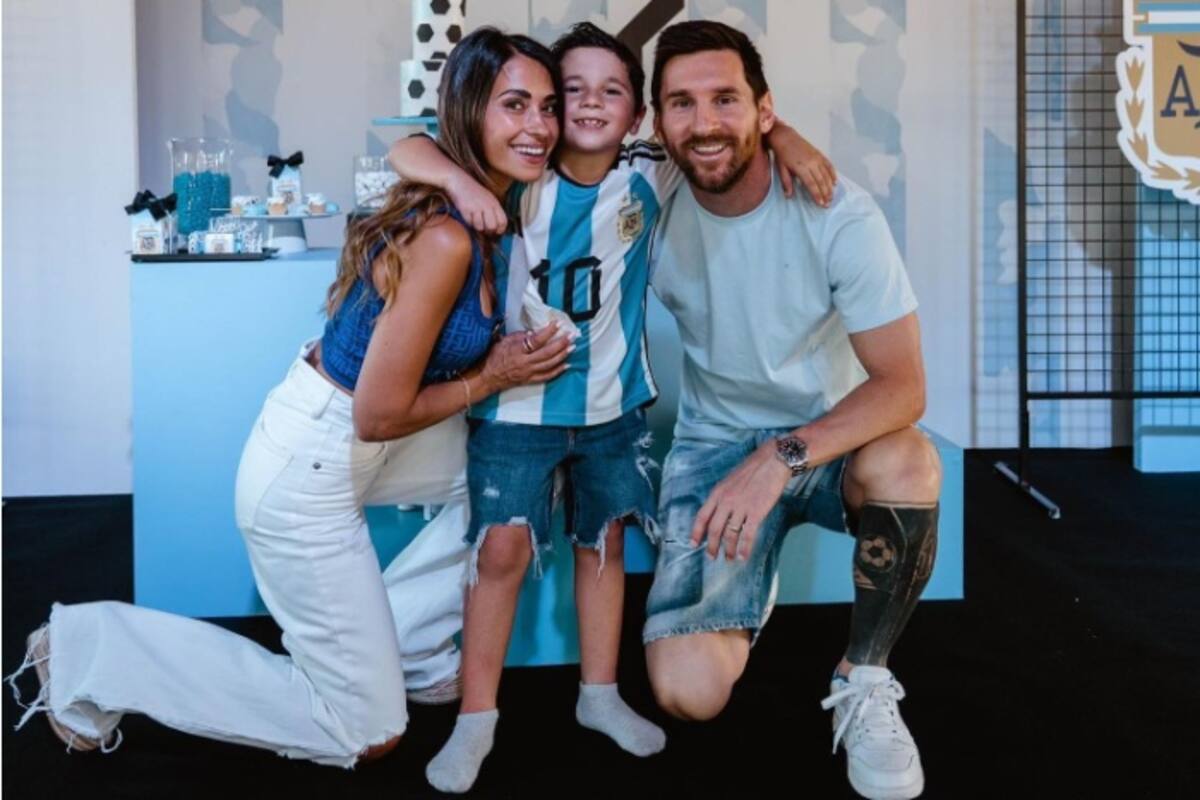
left=320, top=208, right=500, bottom=391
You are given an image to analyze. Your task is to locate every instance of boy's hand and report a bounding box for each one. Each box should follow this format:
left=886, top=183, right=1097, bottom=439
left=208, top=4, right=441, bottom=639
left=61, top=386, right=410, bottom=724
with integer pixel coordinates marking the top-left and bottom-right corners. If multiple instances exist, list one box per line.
left=447, top=171, right=508, bottom=235
left=769, top=124, right=837, bottom=207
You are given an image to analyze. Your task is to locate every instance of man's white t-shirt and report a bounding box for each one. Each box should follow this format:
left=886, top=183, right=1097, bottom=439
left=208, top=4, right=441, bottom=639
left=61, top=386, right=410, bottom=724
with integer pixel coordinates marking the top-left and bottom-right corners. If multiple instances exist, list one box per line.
left=649, top=167, right=917, bottom=443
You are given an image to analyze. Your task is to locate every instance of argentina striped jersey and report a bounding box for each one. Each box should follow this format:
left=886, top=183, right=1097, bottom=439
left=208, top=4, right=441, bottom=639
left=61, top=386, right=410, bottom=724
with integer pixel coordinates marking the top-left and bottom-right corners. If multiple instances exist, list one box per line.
left=470, top=141, right=682, bottom=426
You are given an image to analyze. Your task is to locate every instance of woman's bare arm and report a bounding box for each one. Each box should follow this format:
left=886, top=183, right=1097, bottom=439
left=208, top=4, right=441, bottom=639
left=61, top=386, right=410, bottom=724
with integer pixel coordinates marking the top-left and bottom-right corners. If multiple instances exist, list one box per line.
left=353, top=217, right=569, bottom=441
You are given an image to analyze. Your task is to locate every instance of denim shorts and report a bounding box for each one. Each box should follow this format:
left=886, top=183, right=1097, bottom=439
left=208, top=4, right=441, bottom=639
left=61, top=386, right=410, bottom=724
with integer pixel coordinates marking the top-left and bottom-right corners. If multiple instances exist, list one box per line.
left=642, top=430, right=849, bottom=645
left=465, top=409, right=658, bottom=576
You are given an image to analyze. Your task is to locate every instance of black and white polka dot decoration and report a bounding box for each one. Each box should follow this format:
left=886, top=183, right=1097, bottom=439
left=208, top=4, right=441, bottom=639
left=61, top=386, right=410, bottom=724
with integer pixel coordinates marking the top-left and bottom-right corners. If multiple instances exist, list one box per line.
left=400, top=58, right=444, bottom=118
left=401, top=0, right=466, bottom=117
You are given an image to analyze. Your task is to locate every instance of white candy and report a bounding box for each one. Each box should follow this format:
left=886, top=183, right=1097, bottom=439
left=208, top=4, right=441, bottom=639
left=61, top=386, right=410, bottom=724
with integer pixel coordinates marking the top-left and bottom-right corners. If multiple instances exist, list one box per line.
left=355, top=170, right=399, bottom=207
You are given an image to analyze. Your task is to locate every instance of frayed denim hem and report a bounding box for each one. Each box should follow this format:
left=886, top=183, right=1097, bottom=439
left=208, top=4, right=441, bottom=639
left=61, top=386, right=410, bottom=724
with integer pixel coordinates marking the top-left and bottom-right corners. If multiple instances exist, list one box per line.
left=6, top=621, right=126, bottom=754
left=466, top=518, right=552, bottom=586
left=338, top=723, right=407, bottom=770
left=567, top=509, right=660, bottom=580
left=641, top=618, right=761, bottom=647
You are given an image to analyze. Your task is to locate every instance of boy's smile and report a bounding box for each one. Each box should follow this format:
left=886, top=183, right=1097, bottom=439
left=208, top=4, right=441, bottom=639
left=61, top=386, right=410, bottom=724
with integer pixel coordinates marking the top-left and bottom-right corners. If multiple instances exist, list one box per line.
left=559, top=46, right=643, bottom=155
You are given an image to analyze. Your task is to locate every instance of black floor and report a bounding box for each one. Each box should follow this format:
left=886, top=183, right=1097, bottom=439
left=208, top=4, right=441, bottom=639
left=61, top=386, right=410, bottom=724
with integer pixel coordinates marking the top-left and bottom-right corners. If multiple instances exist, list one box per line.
left=3, top=449, right=1199, bottom=799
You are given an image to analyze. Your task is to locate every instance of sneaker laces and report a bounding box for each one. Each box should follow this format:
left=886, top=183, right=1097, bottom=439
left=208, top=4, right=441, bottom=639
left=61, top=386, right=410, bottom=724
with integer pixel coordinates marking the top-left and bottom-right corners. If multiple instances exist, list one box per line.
left=820, top=675, right=907, bottom=754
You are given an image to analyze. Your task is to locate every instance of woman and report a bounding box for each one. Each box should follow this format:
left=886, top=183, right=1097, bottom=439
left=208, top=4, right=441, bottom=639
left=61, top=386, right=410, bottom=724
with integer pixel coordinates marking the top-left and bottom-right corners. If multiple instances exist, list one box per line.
left=7, top=27, right=567, bottom=768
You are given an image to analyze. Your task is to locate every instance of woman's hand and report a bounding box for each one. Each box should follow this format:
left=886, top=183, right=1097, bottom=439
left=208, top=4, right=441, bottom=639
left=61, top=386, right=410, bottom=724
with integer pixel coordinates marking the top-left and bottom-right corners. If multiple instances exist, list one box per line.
left=480, top=323, right=572, bottom=392
left=447, top=171, right=508, bottom=235
left=768, top=123, right=837, bottom=207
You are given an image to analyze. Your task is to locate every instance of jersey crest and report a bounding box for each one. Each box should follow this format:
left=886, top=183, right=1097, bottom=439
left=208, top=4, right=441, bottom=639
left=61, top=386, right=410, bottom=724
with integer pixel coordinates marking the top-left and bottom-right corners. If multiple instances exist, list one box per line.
left=617, top=195, right=645, bottom=243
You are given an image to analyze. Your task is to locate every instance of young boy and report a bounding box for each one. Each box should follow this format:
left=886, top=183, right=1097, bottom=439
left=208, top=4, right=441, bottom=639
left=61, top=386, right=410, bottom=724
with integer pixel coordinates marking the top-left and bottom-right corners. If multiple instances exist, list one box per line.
left=389, top=22, right=835, bottom=793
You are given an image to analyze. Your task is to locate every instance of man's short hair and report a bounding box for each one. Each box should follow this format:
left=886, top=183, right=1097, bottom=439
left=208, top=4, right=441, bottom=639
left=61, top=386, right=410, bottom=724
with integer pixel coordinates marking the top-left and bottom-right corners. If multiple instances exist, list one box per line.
left=552, top=22, right=646, bottom=115
left=651, top=20, right=769, bottom=112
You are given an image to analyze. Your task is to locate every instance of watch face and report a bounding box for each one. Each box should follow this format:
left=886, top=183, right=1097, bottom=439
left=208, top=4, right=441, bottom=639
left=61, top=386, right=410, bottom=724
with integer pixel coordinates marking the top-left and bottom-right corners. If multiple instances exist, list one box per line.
left=776, top=436, right=808, bottom=474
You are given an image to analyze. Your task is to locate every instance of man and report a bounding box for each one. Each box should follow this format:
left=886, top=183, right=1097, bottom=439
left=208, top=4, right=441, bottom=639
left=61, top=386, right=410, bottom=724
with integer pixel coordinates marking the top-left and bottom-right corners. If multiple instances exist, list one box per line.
left=643, top=21, right=941, bottom=800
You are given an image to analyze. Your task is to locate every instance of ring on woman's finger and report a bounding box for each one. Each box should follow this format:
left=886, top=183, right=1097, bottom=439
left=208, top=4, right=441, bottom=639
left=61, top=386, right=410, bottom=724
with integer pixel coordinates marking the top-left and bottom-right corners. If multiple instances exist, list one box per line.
left=522, top=333, right=535, bottom=354
left=728, top=523, right=745, bottom=533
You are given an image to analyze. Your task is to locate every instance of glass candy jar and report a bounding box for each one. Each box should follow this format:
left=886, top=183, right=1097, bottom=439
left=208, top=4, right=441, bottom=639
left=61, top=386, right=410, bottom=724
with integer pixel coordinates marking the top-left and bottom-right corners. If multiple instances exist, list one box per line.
left=169, top=138, right=233, bottom=235
left=354, top=155, right=399, bottom=210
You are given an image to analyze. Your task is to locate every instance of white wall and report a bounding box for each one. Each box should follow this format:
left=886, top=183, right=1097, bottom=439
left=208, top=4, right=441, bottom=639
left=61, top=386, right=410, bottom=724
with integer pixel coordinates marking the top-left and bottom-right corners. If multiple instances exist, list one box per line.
left=2, top=0, right=139, bottom=496
left=135, top=0, right=410, bottom=249
left=901, top=2, right=974, bottom=445
left=3, top=1, right=994, bottom=496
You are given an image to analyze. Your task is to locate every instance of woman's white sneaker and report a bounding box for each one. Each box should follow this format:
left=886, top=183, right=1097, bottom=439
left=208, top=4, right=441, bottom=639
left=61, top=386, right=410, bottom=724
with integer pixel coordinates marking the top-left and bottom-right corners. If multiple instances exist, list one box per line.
left=820, top=665, right=924, bottom=800
left=407, top=672, right=463, bottom=706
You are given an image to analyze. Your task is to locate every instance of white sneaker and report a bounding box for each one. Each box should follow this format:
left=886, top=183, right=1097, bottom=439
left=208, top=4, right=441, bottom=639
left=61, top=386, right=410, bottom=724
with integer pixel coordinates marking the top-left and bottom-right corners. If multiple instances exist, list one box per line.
left=407, top=672, right=463, bottom=706
left=820, top=666, right=924, bottom=800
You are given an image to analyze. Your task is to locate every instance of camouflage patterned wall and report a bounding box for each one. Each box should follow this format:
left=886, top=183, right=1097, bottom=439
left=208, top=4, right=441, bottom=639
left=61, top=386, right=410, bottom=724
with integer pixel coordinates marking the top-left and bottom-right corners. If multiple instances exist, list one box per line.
left=134, top=1, right=1028, bottom=447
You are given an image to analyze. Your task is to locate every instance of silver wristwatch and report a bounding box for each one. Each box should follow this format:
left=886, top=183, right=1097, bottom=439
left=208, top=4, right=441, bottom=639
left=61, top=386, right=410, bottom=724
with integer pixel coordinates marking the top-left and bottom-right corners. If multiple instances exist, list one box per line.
left=774, top=435, right=810, bottom=477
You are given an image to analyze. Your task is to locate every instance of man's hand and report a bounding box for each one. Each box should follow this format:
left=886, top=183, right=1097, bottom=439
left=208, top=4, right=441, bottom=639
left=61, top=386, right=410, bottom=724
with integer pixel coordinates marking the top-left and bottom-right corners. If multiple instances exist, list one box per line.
left=690, top=442, right=793, bottom=561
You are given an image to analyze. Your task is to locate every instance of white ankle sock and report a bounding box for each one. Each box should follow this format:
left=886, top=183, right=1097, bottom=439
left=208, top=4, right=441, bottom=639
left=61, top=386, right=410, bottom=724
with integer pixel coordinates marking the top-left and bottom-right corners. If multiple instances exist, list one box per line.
left=576, top=682, right=666, bottom=757
left=426, top=709, right=499, bottom=794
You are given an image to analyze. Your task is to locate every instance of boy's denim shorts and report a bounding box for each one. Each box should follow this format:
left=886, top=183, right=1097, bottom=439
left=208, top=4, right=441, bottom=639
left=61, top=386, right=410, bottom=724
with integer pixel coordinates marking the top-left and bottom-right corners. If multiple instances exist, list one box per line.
left=642, top=429, right=849, bottom=645
left=465, top=409, right=658, bottom=577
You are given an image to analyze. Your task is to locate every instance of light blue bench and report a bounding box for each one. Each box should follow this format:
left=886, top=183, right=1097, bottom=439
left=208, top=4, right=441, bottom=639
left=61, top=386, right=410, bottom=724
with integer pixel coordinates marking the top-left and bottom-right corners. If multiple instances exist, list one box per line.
left=132, top=250, right=963, bottom=666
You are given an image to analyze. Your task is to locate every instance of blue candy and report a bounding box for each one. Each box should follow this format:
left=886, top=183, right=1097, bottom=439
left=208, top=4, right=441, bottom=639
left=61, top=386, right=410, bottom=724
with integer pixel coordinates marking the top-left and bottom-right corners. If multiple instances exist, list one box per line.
left=173, top=170, right=232, bottom=234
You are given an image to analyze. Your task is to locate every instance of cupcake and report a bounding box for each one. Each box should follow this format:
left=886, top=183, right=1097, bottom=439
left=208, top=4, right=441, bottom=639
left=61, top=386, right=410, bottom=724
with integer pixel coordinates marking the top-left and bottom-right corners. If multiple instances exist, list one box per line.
left=231, top=195, right=259, bottom=215
left=267, top=195, right=288, bottom=216
left=305, top=193, right=327, bottom=214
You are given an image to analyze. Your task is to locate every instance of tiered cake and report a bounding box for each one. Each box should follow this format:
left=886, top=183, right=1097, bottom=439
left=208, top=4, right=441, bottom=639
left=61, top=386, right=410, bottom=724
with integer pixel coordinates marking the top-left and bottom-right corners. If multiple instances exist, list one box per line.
left=400, top=0, right=466, bottom=118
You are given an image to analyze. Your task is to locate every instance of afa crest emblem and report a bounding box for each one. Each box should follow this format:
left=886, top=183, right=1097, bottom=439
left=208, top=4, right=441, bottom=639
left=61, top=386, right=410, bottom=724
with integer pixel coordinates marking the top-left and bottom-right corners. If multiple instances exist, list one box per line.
left=617, top=197, right=644, bottom=243
left=1117, top=0, right=1200, bottom=203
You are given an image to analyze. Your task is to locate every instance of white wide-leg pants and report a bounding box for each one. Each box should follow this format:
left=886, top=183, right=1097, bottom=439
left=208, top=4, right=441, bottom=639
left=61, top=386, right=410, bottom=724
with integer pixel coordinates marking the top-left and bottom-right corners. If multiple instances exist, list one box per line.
left=12, top=347, right=471, bottom=767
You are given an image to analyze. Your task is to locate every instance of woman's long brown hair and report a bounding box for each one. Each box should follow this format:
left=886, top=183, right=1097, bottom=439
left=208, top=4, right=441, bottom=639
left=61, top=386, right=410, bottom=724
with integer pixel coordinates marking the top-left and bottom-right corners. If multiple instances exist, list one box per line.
left=325, top=28, right=562, bottom=318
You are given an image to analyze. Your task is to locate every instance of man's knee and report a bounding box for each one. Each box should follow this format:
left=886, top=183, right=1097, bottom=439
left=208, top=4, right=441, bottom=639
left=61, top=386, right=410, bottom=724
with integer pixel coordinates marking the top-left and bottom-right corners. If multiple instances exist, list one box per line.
left=645, top=633, right=748, bottom=721
left=648, top=662, right=733, bottom=722
left=847, top=428, right=941, bottom=504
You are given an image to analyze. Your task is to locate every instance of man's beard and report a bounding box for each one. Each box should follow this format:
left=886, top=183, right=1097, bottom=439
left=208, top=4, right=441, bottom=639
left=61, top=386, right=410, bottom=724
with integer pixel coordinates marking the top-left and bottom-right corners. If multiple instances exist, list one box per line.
left=666, top=130, right=757, bottom=194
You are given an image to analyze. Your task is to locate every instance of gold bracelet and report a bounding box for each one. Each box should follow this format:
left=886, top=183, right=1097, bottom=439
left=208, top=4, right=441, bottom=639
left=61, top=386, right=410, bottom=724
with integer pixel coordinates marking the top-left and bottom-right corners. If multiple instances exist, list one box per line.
left=458, top=375, right=472, bottom=412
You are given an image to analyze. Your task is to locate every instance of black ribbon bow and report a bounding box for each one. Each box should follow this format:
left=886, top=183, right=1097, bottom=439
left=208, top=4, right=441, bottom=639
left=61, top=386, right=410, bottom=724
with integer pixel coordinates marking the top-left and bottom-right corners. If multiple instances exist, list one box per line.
left=267, top=151, right=304, bottom=178
left=125, top=190, right=178, bottom=221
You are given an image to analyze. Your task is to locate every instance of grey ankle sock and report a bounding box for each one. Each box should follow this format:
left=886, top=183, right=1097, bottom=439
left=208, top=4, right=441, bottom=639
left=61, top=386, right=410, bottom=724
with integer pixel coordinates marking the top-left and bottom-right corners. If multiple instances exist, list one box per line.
left=576, top=682, right=666, bottom=757
left=426, top=709, right=499, bottom=794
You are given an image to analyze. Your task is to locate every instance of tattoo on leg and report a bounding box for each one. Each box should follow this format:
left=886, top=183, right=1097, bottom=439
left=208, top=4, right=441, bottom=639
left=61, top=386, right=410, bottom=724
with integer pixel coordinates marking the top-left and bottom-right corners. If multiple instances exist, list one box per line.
left=845, top=502, right=939, bottom=666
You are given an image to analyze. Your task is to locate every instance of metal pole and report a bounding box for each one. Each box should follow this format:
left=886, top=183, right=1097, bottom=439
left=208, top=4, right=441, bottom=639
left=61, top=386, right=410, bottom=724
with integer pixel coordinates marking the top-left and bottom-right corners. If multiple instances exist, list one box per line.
left=996, top=0, right=1062, bottom=520
left=1016, top=0, right=1030, bottom=485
